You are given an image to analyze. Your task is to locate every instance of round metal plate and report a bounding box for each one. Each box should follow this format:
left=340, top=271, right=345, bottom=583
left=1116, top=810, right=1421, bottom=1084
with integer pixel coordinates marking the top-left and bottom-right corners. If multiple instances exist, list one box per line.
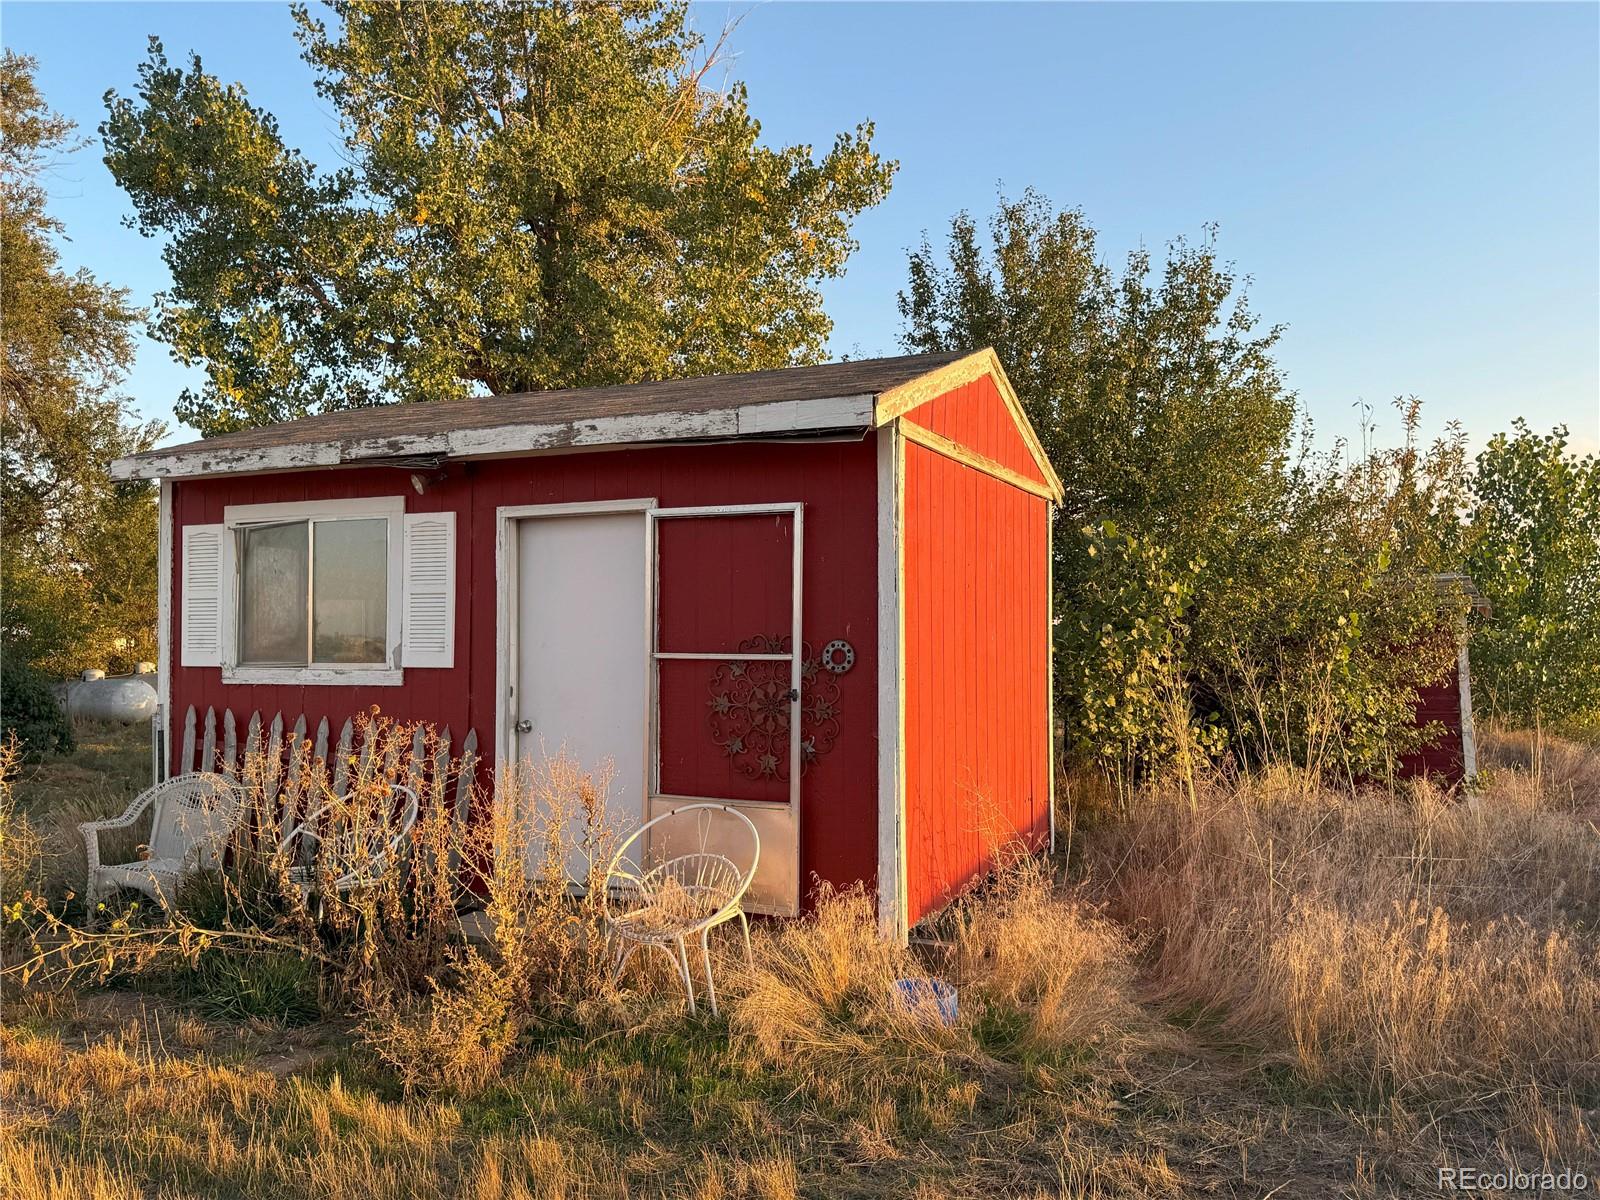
left=820, top=639, right=855, bottom=675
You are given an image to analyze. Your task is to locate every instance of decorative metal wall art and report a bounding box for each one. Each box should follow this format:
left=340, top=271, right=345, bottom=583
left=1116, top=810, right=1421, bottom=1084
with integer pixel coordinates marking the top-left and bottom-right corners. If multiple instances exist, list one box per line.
left=707, top=635, right=846, bottom=780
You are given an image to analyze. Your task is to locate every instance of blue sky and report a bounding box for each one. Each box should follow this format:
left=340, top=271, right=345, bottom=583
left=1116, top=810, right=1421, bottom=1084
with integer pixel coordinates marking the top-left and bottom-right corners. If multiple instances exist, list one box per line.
left=5, top=1, right=1597, bottom=456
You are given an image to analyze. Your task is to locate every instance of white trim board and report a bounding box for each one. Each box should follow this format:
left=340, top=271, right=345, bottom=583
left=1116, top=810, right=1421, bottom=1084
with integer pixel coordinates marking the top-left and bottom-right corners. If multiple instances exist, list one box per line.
left=876, top=424, right=908, bottom=942
left=156, top=479, right=173, bottom=781
left=111, top=395, right=877, bottom=481
left=1458, top=640, right=1477, bottom=779
left=873, top=349, right=1064, bottom=504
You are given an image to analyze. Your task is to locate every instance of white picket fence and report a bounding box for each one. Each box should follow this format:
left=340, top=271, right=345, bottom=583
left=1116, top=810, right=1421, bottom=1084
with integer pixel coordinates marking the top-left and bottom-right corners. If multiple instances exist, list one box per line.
left=170, top=705, right=478, bottom=838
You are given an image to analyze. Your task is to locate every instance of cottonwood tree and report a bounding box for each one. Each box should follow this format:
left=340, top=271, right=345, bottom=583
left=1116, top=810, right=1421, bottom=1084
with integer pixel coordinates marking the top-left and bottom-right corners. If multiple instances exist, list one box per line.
left=1463, top=421, right=1600, bottom=735
left=901, top=191, right=1462, bottom=780
left=1, top=52, right=163, bottom=680
left=899, top=190, right=1295, bottom=551
left=103, top=0, right=896, bottom=435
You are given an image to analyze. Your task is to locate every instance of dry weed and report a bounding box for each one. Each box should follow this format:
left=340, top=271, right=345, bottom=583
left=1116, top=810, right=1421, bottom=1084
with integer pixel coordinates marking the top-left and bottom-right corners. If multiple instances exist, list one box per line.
left=944, top=857, right=1140, bottom=1055
left=1079, top=739, right=1600, bottom=1125
left=728, top=885, right=960, bottom=1085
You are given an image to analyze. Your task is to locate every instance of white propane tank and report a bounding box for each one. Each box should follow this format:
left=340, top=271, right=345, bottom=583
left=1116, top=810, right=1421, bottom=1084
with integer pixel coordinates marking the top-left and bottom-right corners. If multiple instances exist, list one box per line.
left=66, top=671, right=158, bottom=724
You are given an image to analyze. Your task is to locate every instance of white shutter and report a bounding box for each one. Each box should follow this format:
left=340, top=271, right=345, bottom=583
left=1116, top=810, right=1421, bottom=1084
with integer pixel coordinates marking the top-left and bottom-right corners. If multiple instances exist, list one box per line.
left=401, top=512, right=456, bottom=668
left=180, top=524, right=226, bottom=667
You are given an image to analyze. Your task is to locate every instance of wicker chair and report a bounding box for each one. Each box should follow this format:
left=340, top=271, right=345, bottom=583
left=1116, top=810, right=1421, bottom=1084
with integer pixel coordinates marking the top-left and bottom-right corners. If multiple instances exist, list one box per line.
left=80, top=773, right=243, bottom=909
left=277, top=785, right=419, bottom=898
left=603, top=803, right=759, bottom=1016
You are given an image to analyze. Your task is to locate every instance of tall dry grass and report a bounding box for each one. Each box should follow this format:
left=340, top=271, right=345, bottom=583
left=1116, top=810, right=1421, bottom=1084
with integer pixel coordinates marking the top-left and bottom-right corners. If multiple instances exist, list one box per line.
left=8, top=708, right=1598, bottom=1191
left=1077, top=733, right=1600, bottom=1115
left=729, top=866, right=1139, bottom=1095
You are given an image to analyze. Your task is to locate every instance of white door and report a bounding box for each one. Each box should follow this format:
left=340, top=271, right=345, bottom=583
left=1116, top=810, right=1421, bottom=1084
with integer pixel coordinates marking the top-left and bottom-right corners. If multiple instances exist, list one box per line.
left=514, top=511, right=648, bottom=882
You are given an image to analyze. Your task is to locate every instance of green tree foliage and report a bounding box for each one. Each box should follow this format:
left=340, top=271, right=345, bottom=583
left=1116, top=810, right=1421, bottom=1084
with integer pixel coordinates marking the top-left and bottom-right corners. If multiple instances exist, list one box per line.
left=0, top=662, right=73, bottom=761
left=1462, top=422, right=1600, bottom=732
left=900, top=191, right=1295, bottom=551
left=902, top=192, right=1464, bottom=780
left=1, top=52, right=163, bottom=679
left=102, top=0, right=896, bottom=435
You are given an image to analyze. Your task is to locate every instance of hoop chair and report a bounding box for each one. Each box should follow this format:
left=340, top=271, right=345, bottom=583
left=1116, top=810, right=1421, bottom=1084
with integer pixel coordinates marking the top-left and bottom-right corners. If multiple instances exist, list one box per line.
left=603, top=803, right=760, bottom=1017
left=277, top=784, right=419, bottom=898
left=80, top=773, right=243, bottom=910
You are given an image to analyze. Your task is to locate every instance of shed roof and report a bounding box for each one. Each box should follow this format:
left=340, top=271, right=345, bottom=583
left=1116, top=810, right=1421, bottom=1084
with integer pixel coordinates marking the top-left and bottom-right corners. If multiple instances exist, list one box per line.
left=110, top=347, right=1063, bottom=502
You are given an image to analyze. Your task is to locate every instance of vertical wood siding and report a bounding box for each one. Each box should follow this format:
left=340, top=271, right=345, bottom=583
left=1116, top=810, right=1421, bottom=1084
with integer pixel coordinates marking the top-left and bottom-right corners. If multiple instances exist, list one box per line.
left=168, top=439, right=879, bottom=910
left=901, top=374, right=1050, bottom=489
left=901, top=440, right=1051, bottom=928
left=1399, top=658, right=1466, bottom=783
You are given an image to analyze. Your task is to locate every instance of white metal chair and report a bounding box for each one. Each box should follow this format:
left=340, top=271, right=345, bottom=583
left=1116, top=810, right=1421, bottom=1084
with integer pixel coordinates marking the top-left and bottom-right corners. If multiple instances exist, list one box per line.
left=603, top=803, right=759, bottom=1016
left=277, top=785, right=419, bottom=898
left=80, top=773, right=243, bottom=909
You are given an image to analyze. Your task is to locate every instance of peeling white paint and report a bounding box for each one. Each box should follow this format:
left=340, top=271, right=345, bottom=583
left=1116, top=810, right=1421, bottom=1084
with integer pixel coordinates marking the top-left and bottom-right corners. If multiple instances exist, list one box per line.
left=110, top=395, right=877, bottom=482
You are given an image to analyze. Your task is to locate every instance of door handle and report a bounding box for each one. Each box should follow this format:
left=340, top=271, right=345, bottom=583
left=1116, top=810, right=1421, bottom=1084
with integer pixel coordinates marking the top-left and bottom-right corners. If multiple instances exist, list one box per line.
left=514, top=719, right=533, bottom=734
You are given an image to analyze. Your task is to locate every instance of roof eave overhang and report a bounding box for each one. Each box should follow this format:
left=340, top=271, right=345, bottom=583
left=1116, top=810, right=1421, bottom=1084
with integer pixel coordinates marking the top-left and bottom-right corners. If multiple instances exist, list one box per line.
left=108, top=393, right=878, bottom=482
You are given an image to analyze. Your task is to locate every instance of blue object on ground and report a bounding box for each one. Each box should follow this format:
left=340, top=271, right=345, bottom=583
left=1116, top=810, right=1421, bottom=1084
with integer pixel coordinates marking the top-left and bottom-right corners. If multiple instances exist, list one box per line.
left=893, top=977, right=959, bottom=1024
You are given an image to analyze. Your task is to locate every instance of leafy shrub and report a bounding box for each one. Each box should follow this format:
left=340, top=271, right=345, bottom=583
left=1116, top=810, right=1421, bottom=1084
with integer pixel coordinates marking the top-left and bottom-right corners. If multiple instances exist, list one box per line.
left=1463, top=421, right=1600, bottom=732
left=903, top=194, right=1472, bottom=786
left=0, top=662, right=72, bottom=761
left=1, top=736, right=45, bottom=940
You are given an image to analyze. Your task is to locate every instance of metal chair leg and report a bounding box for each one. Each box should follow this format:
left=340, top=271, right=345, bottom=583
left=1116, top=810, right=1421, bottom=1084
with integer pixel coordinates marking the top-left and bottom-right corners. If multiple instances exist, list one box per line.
left=612, top=939, right=641, bottom=988
left=737, top=908, right=753, bottom=968
left=674, top=937, right=697, bottom=1015
left=700, top=927, right=718, bottom=1017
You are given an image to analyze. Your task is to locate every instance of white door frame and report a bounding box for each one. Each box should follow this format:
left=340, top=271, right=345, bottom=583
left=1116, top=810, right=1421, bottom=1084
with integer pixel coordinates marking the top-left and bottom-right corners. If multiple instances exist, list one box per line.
left=494, top=499, right=657, bottom=812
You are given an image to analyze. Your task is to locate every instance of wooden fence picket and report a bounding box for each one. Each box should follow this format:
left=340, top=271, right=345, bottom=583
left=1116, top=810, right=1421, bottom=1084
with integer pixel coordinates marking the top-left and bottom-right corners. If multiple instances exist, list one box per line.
left=455, top=729, right=478, bottom=827
left=332, top=719, right=354, bottom=796
left=244, top=712, right=262, bottom=780
left=280, top=714, right=308, bottom=846
left=408, top=727, right=427, bottom=797
left=221, top=709, right=238, bottom=778
left=181, top=706, right=197, bottom=774
left=264, top=713, right=284, bottom=798
left=202, top=707, right=217, bottom=774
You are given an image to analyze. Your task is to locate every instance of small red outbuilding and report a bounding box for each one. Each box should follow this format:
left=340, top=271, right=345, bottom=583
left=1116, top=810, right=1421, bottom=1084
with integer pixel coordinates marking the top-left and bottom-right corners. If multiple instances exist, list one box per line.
left=112, top=349, right=1062, bottom=938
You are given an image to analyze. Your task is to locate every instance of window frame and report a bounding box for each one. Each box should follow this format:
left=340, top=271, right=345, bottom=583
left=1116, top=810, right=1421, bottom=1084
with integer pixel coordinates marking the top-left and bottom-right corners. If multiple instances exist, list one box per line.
left=220, top=497, right=405, bottom=686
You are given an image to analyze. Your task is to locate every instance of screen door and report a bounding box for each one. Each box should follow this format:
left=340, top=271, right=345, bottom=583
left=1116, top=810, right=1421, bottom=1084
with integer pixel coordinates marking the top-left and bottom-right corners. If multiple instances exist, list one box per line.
left=648, top=504, right=803, bottom=915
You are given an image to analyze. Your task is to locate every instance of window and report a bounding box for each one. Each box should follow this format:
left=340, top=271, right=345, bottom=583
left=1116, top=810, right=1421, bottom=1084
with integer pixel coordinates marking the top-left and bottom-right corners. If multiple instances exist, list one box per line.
left=180, top=497, right=456, bottom=682
left=236, top=516, right=390, bottom=666
left=210, top=497, right=408, bottom=685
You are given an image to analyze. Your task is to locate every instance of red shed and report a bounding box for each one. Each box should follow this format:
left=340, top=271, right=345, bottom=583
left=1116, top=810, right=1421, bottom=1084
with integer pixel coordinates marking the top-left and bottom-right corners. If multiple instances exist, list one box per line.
left=111, top=349, right=1062, bottom=938
left=1397, top=575, right=1488, bottom=787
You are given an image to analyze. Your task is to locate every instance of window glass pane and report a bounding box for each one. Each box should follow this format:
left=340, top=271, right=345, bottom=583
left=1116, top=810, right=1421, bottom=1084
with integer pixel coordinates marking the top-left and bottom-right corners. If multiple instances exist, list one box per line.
left=312, top=518, right=388, bottom=664
left=239, top=523, right=309, bottom=665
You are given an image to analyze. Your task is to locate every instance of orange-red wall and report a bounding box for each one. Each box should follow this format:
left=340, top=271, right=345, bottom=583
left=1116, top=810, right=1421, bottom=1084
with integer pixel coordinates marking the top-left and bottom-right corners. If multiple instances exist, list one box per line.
left=900, top=374, right=1050, bottom=490
left=901, top=438, right=1051, bottom=927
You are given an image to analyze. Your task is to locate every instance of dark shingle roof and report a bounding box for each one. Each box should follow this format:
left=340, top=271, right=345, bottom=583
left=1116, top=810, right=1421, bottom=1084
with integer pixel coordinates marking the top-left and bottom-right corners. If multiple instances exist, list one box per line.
left=111, top=351, right=967, bottom=480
